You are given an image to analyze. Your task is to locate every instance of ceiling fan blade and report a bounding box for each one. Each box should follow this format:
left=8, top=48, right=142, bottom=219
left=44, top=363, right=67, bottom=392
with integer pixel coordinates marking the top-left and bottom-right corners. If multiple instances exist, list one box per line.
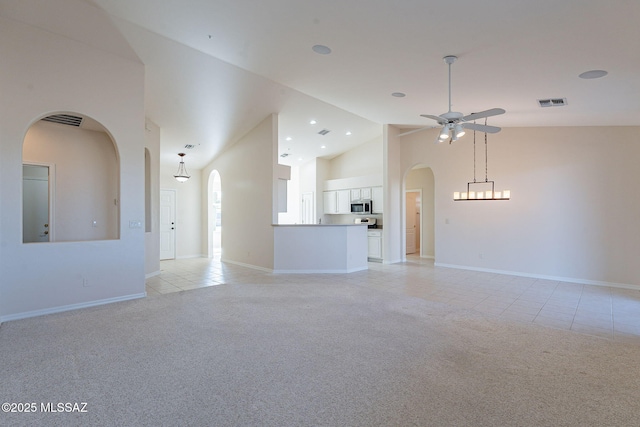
left=462, top=122, right=502, bottom=133
left=420, top=114, right=445, bottom=124
left=462, top=108, right=506, bottom=122
left=398, top=126, right=437, bottom=137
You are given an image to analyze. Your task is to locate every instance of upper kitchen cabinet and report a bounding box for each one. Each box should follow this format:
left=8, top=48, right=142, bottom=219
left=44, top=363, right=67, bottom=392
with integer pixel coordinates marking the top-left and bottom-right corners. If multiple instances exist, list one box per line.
left=372, top=186, right=383, bottom=213
left=351, top=187, right=372, bottom=201
left=323, top=190, right=351, bottom=214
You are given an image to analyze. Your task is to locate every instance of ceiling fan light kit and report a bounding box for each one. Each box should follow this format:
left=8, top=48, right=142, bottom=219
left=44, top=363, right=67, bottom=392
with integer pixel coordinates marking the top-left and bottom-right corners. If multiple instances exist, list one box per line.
left=418, top=55, right=505, bottom=143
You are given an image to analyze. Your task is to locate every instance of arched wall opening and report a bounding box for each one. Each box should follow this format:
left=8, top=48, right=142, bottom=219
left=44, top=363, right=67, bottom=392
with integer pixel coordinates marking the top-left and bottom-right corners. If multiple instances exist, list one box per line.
left=403, top=164, right=435, bottom=260
left=22, top=113, right=120, bottom=243
left=207, top=169, right=222, bottom=259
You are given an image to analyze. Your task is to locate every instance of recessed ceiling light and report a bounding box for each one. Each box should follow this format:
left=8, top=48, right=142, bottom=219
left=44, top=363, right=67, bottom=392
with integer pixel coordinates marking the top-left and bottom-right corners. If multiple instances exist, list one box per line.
left=321, top=145, right=326, bottom=149
left=285, top=137, right=292, bottom=141
left=579, top=70, right=608, bottom=79
left=392, top=92, right=406, bottom=97
left=312, top=45, right=331, bottom=55
left=298, top=157, right=303, bottom=161
left=345, top=131, right=352, bottom=136
left=309, top=120, right=317, bottom=125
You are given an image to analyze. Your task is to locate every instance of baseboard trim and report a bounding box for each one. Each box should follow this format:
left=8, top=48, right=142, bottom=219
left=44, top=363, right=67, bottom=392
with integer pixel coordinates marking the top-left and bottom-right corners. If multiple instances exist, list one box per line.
left=145, top=270, right=161, bottom=279
left=272, top=266, right=368, bottom=274
left=434, top=263, right=640, bottom=291
left=221, top=258, right=273, bottom=273
left=176, top=254, right=206, bottom=260
left=0, top=292, right=147, bottom=323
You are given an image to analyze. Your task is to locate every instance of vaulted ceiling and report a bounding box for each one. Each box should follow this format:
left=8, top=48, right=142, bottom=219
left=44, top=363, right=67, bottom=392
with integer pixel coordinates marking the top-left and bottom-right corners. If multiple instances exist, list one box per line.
left=89, top=0, right=640, bottom=168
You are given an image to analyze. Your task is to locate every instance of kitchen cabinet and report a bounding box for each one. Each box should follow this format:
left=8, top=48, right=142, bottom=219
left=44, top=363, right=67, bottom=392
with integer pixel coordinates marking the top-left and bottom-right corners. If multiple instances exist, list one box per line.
left=323, top=190, right=351, bottom=214
left=371, top=186, right=383, bottom=213
left=323, top=191, right=336, bottom=214
left=367, top=230, right=382, bottom=260
left=360, top=187, right=372, bottom=200
left=337, top=190, right=350, bottom=213
left=350, top=187, right=372, bottom=202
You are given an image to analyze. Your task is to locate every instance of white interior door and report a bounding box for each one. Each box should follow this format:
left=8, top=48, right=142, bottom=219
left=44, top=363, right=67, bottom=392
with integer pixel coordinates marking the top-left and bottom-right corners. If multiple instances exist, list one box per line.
left=23, top=164, right=52, bottom=243
left=301, top=192, right=314, bottom=224
left=160, top=189, right=176, bottom=260
left=405, top=191, right=417, bottom=254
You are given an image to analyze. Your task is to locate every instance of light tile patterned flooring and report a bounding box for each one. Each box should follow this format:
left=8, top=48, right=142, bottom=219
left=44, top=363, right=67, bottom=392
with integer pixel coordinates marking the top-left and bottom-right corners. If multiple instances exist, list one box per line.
left=146, top=256, right=640, bottom=343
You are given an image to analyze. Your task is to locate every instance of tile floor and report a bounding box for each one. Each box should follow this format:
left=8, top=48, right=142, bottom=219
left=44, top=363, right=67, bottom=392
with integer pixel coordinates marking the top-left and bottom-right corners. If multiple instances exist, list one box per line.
left=146, top=256, right=640, bottom=343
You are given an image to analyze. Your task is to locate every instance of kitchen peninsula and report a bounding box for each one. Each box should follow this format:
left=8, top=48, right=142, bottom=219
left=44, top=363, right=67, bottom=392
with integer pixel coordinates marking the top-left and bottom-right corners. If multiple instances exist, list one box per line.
left=273, top=224, right=368, bottom=273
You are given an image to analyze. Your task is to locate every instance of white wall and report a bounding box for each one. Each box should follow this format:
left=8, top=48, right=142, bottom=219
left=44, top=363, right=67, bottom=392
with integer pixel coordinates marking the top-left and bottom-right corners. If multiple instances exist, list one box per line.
left=160, top=165, right=203, bottom=259
left=201, top=115, right=277, bottom=270
left=328, top=136, right=383, bottom=179
left=383, top=125, right=404, bottom=264
left=144, top=119, right=161, bottom=276
left=0, top=1, right=146, bottom=321
left=393, top=125, right=640, bottom=287
left=278, top=165, right=301, bottom=224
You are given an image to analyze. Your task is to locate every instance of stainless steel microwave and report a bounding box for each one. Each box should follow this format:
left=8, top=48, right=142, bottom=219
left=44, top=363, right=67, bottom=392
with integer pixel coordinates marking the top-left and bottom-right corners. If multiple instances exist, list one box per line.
left=350, top=200, right=372, bottom=215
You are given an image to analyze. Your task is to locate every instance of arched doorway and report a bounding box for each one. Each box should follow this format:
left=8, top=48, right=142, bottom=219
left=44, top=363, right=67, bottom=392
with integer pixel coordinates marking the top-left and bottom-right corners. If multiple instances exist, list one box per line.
left=22, top=113, right=119, bottom=243
left=208, top=170, right=222, bottom=259
left=404, top=165, right=435, bottom=259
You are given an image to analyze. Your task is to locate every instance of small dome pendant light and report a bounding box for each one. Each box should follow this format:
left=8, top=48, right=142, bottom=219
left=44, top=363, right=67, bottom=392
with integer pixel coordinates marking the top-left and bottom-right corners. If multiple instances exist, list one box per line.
left=174, top=153, right=190, bottom=183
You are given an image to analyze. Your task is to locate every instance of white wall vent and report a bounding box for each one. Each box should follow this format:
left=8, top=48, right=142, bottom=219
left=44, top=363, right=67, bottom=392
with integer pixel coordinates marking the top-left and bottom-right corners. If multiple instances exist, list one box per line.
left=41, top=114, right=83, bottom=127
left=317, top=129, right=331, bottom=136
left=538, top=98, right=568, bottom=107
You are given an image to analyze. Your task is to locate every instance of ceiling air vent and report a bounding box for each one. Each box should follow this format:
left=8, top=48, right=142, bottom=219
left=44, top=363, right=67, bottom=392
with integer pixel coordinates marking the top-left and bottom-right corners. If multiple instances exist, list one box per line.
left=280, top=153, right=290, bottom=158
left=41, top=114, right=83, bottom=127
left=538, top=98, right=568, bottom=108
left=317, top=129, right=331, bottom=136
left=184, top=144, right=196, bottom=149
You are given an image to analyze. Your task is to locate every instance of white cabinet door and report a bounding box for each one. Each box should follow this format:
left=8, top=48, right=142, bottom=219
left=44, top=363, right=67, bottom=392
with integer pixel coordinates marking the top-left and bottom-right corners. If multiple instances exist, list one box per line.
left=372, top=186, right=383, bottom=213
left=367, top=231, right=382, bottom=259
left=323, top=191, right=337, bottom=214
left=361, top=187, right=372, bottom=200
left=350, top=188, right=361, bottom=201
left=337, top=190, right=351, bottom=214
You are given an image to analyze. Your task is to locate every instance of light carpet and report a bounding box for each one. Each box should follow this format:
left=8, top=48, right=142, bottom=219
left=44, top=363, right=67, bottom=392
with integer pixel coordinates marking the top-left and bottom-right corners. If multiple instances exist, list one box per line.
left=1, top=280, right=639, bottom=426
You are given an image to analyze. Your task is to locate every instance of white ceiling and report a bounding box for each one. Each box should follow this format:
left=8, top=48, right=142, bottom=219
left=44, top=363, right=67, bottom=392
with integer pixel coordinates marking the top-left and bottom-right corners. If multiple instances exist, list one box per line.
left=88, top=0, right=640, bottom=169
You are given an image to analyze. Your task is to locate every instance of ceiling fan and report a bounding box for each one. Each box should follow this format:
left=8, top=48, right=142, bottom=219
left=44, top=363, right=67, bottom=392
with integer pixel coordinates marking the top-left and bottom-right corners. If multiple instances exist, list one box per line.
left=399, top=55, right=505, bottom=142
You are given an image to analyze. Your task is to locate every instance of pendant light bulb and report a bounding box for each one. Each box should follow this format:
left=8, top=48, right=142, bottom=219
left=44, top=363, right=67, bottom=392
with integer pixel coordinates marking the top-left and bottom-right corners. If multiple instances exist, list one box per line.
left=454, top=124, right=466, bottom=138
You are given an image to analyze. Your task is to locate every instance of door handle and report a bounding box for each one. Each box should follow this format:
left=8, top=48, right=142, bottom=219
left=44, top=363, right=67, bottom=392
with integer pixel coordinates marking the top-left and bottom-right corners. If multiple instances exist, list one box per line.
left=44, top=231, right=49, bottom=235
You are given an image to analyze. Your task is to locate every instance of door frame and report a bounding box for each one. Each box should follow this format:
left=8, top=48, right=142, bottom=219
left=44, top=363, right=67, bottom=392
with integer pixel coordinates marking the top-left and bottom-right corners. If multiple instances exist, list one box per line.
left=23, top=162, right=56, bottom=243
left=405, top=188, right=423, bottom=257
